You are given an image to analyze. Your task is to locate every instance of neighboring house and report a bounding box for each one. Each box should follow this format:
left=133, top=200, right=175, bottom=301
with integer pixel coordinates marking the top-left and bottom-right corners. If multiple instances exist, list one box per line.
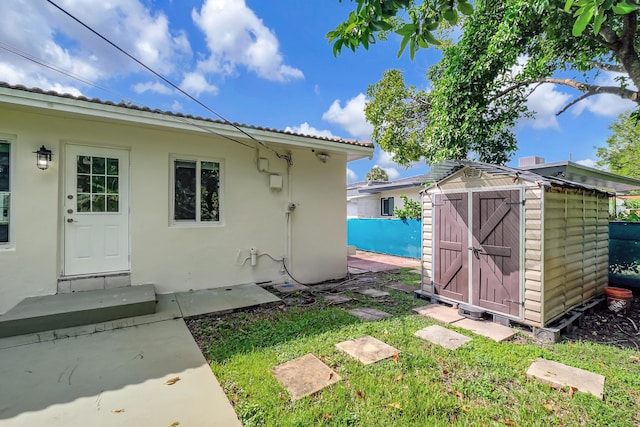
left=0, top=83, right=373, bottom=314
left=347, top=174, right=430, bottom=218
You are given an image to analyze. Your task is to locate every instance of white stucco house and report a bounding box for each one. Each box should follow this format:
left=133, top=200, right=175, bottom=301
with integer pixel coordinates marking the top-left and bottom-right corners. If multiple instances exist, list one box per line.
left=0, top=83, right=374, bottom=314
left=347, top=174, right=429, bottom=218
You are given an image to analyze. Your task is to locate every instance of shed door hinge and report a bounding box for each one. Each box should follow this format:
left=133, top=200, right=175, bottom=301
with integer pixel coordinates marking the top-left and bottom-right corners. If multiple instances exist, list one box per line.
left=506, top=200, right=525, bottom=206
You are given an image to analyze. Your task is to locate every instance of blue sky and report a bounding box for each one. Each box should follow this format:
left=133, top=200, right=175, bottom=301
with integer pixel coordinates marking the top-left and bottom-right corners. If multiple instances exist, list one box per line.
left=0, top=0, right=635, bottom=183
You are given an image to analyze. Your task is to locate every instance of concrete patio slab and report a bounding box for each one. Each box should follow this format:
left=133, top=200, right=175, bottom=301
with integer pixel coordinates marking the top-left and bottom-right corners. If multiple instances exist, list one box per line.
left=347, top=307, right=392, bottom=321
left=335, top=335, right=399, bottom=365
left=0, top=294, right=182, bottom=350
left=323, top=294, right=352, bottom=304
left=0, top=284, right=156, bottom=338
left=409, top=269, right=422, bottom=275
left=526, top=358, right=605, bottom=400
left=452, top=318, right=517, bottom=342
left=174, top=283, right=280, bottom=317
left=414, top=325, right=472, bottom=350
left=272, top=354, right=341, bottom=401
left=273, top=283, right=309, bottom=293
left=413, top=304, right=465, bottom=324
left=0, top=318, right=241, bottom=426
left=388, top=283, right=419, bottom=294
left=357, top=288, right=390, bottom=298
left=348, top=267, right=368, bottom=275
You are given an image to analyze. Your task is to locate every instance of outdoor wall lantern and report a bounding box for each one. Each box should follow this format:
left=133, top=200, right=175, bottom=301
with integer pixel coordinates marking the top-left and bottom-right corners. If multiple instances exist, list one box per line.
left=316, top=152, right=330, bottom=163
left=34, top=145, right=53, bottom=170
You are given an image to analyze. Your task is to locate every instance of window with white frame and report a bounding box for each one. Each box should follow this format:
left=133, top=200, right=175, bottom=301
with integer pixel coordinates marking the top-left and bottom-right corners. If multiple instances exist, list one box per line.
left=172, top=157, right=222, bottom=224
left=381, top=196, right=394, bottom=216
left=0, top=141, right=10, bottom=243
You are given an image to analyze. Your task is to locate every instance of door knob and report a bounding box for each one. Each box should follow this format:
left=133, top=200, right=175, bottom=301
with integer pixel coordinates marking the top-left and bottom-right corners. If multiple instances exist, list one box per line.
left=67, top=218, right=74, bottom=223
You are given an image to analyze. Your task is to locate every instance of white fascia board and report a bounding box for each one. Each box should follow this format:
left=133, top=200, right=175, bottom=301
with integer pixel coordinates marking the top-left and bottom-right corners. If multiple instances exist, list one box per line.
left=0, top=87, right=374, bottom=160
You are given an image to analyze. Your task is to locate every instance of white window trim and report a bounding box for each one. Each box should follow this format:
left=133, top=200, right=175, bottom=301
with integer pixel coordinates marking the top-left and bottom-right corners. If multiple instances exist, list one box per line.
left=0, top=138, right=14, bottom=249
left=169, top=154, right=225, bottom=227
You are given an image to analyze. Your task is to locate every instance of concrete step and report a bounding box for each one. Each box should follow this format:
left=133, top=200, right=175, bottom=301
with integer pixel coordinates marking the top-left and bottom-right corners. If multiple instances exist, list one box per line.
left=0, top=284, right=156, bottom=338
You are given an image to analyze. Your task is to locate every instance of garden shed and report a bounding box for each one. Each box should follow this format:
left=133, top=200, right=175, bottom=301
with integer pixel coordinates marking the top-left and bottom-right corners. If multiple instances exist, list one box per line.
left=419, top=160, right=611, bottom=328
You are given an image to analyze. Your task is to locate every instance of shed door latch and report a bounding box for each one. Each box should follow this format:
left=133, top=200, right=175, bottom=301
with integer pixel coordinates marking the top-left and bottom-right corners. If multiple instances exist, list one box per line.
left=506, top=200, right=525, bottom=206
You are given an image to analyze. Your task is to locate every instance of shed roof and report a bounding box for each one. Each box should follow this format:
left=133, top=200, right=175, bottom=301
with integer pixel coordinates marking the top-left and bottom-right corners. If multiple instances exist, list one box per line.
left=0, top=82, right=374, bottom=160
left=422, top=160, right=617, bottom=194
left=518, top=161, right=640, bottom=193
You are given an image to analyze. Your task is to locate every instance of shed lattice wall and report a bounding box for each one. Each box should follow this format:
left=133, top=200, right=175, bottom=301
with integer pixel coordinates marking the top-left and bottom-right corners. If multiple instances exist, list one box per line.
left=543, top=190, right=609, bottom=325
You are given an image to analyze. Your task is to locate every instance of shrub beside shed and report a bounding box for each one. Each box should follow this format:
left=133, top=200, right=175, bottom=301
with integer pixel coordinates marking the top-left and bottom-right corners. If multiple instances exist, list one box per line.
left=419, top=161, right=610, bottom=328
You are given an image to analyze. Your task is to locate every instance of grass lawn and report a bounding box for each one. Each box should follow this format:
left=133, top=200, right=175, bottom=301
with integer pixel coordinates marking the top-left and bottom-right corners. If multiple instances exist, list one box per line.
left=189, top=270, right=640, bottom=427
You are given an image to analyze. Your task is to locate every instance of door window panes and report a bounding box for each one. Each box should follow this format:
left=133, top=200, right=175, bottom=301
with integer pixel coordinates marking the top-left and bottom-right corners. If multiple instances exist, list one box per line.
left=77, top=156, right=119, bottom=213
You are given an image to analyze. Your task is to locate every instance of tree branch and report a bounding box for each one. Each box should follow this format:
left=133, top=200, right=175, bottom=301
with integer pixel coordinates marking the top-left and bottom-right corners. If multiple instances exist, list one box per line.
left=591, top=62, right=626, bottom=73
left=493, top=77, right=639, bottom=117
left=555, top=92, right=593, bottom=116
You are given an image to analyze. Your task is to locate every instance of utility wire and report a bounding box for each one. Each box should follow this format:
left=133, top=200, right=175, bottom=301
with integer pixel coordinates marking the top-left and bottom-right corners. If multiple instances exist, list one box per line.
left=0, top=41, right=114, bottom=95
left=45, top=0, right=292, bottom=163
left=0, top=40, right=255, bottom=149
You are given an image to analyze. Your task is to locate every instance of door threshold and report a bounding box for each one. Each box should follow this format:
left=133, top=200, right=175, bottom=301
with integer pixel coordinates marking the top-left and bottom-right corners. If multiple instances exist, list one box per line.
left=58, top=272, right=131, bottom=293
left=59, top=271, right=131, bottom=281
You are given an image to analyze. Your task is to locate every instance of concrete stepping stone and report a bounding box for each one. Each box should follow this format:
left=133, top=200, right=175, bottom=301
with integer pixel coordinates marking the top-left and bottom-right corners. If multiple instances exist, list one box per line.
left=335, top=335, right=399, bottom=365
left=347, top=307, right=391, bottom=321
left=409, top=269, right=422, bottom=275
left=323, top=294, right=352, bottom=304
left=452, top=318, right=516, bottom=342
left=273, top=283, right=309, bottom=293
left=526, top=358, right=605, bottom=400
left=356, top=288, right=390, bottom=298
left=271, top=354, right=341, bottom=401
left=414, top=325, right=472, bottom=350
left=387, top=283, right=418, bottom=294
left=413, top=304, right=465, bottom=324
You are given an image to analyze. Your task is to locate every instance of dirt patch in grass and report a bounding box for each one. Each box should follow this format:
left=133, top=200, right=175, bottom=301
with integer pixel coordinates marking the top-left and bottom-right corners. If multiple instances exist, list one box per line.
left=185, top=269, right=423, bottom=357
left=186, top=269, right=640, bottom=354
left=564, top=291, right=640, bottom=351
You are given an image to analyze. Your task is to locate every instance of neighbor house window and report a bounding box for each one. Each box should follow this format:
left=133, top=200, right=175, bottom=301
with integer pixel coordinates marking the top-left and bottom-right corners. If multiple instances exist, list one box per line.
left=172, top=157, right=222, bottom=224
left=0, top=142, right=10, bottom=243
left=381, top=197, right=394, bottom=216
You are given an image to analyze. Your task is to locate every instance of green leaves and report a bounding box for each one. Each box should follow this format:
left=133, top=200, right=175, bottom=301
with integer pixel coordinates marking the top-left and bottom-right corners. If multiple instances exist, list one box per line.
left=328, top=1, right=472, bottom=58
left=572, top=4, right=595, bottom=36
left=458, top=1, right=474, bottom=16
left=612, top=1, right=640, bottom=14
left=565, top=0, right=640, bottom=36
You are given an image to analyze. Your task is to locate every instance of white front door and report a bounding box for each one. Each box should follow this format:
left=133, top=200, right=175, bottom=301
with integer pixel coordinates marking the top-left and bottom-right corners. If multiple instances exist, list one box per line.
left=64, top=145, right=129, bottom=275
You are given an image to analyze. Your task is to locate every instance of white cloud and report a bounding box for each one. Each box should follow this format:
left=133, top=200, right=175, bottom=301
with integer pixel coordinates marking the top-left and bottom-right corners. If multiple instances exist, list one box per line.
left=377, top=150, right=396, bottom=167
left=284, top=122, right=335, bottom=138
left=571, top=71, right=636, bottom=117
left=133, top=81, right=173, bottom=95
left=521, top=84, right=572, bottom=130
left=322, top=93, right=373, bottom=139
left=0, top=1, right=191, bottom=92
left=346, top=168, right=358, bottom=183
left=171, top=100, right=183, bottom=111
left=575, top=158, right=601, bottom=169
left=191, top=0, right=303, bottom=82
left=180, top=72, right=219, bottom=96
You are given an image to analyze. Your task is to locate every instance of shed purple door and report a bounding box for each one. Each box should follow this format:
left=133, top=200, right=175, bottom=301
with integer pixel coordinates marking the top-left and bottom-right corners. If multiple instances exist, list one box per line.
left=433, top=193, right=469, bottom=302
left=471, top=190, right=520, bottom=316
